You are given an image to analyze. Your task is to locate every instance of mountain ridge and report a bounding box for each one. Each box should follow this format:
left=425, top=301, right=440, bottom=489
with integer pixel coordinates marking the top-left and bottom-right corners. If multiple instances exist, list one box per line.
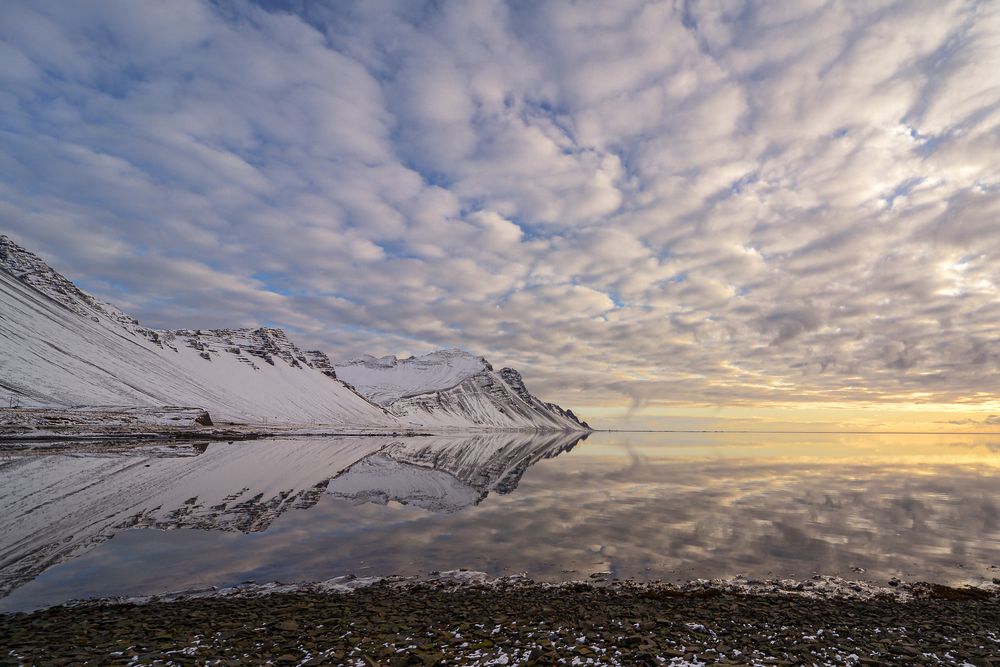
left=335, top=350, right=590, bottom=430
left=0, top=235, right=590, bottom=430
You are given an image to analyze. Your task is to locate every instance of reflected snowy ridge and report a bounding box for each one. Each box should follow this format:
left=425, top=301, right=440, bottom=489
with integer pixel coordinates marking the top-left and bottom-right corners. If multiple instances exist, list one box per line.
left=0, top=432, right=586, bottom=598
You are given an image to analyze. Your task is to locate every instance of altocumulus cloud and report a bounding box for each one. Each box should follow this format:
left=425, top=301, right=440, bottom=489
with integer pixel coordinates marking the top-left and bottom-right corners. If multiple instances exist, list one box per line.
left=1, top=0, right=999, bottom=410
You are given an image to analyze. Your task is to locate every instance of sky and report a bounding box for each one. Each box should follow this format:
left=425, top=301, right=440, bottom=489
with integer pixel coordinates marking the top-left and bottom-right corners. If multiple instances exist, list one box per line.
left=1, top=0, right=999, bottom=431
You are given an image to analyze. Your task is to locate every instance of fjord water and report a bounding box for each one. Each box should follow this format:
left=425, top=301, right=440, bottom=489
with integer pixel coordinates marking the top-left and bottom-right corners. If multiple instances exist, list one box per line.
left=2, top=431, right=999, bottom=611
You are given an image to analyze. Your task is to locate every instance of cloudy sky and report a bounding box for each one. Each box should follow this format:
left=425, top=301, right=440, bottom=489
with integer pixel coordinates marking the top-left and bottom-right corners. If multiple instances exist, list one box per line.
left=2, top=1, right=999, bottom=429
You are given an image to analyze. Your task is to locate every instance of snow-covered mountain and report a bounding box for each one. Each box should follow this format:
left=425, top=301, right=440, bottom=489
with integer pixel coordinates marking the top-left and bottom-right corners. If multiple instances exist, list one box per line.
left=335, top=350, right=590, bottom=430
left=0, top=432, right=586, bottom=598
left=0, top=235, right=392, bottom=426
left=335, top=349, right=489, bottom=405
left=0, top=235, right=589, bottom=430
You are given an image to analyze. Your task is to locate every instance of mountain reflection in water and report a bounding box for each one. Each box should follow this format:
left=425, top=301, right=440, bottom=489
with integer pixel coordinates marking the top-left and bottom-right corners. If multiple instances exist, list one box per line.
left=0, top=431, right=583, bottom=603
left=3, top=431, right=1000, bottom=611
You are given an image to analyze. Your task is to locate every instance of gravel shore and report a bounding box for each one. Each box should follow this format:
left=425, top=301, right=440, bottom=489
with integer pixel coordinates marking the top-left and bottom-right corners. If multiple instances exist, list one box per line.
left=3, top=578, right=1000, bottom=666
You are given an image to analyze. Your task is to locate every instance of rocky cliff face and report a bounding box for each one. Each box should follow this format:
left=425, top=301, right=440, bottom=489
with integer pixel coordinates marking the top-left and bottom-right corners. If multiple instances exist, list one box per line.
left=302, top=350, right=338, bottom=378
left=165, top=328, right=319, bottom=370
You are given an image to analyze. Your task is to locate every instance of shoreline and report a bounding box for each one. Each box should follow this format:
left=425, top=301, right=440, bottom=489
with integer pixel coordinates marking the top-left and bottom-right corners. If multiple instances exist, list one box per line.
left=19, top=570, right=1000, bottom=611
left=0, top=406, right=590, bottom=444
left=0, top=428, right=439, bottom=445
left=4, top=569, right=1000, bottom=615
left=3, top=573, right=999, bottom=665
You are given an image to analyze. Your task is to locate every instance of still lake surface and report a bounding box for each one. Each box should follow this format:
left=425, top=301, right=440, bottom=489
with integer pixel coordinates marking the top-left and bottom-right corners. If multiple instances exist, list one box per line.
left=2, top=430, right=1000, bottom=611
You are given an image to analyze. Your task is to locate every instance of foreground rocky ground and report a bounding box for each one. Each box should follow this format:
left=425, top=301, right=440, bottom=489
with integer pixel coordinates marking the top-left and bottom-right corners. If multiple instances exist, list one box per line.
left=3, top=579, right=1000, bottom=666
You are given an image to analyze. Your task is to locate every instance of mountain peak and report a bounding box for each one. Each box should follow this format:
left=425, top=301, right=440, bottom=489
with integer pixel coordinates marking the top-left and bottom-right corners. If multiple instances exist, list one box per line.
left=498, top=367, right=529, bottom=399
left=333, top=349, right=590, bottom=430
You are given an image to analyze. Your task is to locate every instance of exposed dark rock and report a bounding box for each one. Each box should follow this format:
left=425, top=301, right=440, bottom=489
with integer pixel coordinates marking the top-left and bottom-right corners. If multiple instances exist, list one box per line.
left=304, top=351, right=339, bottom=379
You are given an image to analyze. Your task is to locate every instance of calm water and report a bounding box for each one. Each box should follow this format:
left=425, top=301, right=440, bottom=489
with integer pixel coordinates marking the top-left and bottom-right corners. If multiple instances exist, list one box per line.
left=2, top=431, right=1000, bottom=611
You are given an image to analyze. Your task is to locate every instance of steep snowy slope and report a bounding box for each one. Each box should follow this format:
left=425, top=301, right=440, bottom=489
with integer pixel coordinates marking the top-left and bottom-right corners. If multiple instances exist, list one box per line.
left=335, top=350, right=590, bottom=430
left=0, top=236, right=393, bottom=426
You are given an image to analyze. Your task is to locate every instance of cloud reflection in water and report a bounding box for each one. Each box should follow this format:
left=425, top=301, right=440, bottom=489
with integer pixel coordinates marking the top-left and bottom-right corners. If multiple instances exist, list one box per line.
left=2, top=432, right=999, bottom=611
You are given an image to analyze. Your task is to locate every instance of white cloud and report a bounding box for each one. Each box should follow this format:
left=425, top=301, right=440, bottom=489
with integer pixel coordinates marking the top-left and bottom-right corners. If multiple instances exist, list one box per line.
left=1, top=0, right=998, bottom=414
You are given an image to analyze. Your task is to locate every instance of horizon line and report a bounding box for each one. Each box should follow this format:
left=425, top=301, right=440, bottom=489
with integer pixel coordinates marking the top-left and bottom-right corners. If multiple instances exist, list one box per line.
left=593, top=429, right=1000, bottom=435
